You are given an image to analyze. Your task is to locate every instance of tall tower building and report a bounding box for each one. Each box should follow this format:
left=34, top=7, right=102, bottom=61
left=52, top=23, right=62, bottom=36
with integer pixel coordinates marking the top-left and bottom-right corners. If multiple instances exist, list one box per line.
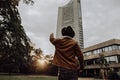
left=56, top=0, right=84, bottom=48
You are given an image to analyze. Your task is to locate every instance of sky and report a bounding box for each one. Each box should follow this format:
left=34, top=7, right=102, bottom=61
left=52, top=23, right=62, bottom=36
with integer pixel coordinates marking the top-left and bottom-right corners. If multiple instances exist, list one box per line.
left=18, top=0, right=120, bottom=55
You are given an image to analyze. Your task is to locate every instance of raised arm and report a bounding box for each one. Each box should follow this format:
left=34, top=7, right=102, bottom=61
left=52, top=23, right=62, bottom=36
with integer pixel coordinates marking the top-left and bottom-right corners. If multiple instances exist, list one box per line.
left=49, top=33, right=56, bottom=45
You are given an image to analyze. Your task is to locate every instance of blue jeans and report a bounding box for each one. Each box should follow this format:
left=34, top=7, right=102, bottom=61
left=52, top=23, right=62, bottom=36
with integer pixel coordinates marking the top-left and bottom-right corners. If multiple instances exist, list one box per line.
left=58, top=67, right=78, bottom=80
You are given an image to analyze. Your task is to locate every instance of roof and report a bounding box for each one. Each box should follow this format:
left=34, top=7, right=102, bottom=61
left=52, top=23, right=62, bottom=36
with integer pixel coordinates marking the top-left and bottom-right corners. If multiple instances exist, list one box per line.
left=82, top=39, right=120, bottom=52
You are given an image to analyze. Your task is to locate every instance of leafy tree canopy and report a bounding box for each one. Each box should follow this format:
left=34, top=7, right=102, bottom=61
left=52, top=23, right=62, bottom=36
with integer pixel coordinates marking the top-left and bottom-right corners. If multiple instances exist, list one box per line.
left=1, top=0, right=34, bottom=6
left=0, top=0, right=34, bottom=73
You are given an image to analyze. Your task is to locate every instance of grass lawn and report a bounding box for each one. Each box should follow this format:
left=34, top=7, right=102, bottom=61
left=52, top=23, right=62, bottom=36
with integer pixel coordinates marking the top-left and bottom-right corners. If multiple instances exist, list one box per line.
left=0, top=75, right=57, bottom=80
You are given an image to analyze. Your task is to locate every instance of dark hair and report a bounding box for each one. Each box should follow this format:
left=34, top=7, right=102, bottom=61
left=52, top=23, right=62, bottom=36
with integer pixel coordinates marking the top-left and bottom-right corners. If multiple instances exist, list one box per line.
left=61, top=26, right=75, bottom=38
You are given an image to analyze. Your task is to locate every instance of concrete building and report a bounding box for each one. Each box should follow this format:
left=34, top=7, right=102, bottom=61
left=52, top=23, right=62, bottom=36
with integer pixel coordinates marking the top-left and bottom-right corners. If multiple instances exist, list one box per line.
left=56, top=0, right=84, bottom=48
left=82, top=39, right=120, bottom=77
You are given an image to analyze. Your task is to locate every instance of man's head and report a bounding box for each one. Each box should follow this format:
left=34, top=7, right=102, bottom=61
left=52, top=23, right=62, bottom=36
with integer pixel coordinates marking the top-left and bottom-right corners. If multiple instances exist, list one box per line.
left=61, top=26, right=75, bottom=38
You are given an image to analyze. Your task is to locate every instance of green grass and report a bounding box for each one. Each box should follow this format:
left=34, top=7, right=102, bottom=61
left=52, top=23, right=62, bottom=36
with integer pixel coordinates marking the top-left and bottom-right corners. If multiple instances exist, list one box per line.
left=0, top=75, right=57, bottom=80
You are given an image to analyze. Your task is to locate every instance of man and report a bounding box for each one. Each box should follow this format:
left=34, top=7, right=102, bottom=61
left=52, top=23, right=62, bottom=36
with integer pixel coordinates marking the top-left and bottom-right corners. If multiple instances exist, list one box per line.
left=49, top=26, right=84, bottom=80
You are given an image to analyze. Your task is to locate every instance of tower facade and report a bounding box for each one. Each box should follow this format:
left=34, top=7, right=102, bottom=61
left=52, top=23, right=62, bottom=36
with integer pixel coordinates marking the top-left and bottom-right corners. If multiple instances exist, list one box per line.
left=56, top=0, right=84, bottom=48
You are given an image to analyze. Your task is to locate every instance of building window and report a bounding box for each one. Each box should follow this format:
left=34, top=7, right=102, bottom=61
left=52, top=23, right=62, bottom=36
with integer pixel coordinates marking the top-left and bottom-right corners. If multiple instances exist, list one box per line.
left=83, top=53, right=86, bottom=56
left=105, top=56, right=118, bottom=64
left=109, top=56, right=117, bottom=63
left=108, top=46, right=112, bottom=51
left=87, top=60, right=94, bottom=65
left=118, top=56, right=120, bottom=63
left=102, top=47, right=109, bottom=52
left=112, top=45, right=118, bottom=50
left=99, top=49, right=103, bottom=53
left=93, top=50, right=97, bottom=54
left=85, top=51, right=92, bottom=56
left=118, top=45, right=120, bottom=50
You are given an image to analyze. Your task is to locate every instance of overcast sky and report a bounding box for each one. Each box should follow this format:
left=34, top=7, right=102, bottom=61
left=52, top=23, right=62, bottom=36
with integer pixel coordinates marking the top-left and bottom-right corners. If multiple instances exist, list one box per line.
left=18, top=0, right=120, bottom=55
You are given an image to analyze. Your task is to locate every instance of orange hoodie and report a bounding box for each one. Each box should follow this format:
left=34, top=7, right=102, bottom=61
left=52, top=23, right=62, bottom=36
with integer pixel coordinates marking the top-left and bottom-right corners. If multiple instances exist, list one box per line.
left=50, top=36, right=84, bottom=70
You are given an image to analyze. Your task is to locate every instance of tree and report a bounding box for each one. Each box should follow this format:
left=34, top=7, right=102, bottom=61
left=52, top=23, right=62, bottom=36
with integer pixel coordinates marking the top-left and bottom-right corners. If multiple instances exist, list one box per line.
left=0, top=0, right=34, bottom=73
left=98, top=54, right=108, bottom=80
left=27, top=48, right=43, bottom=73
left=98, top=54, right=108, bottom=68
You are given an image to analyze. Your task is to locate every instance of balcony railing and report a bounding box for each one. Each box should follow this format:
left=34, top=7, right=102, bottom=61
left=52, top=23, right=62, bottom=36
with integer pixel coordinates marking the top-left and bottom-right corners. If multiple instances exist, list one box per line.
left=85, top=63, right=120, bottom=69
left=84, top=50, right=120, bottom=60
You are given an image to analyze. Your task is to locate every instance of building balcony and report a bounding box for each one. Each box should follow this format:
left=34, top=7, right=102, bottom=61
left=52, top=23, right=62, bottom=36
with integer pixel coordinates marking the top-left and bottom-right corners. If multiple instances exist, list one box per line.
left=85, top=63, right=120, bottom=69
left=84, top=50, right=120, bottom=60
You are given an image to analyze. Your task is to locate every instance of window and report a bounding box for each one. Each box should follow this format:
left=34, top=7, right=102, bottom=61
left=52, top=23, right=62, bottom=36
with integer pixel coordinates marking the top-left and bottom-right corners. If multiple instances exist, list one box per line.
left=83, top=53, right=86, bottom=56
left=104, top=47, right=109, bottom=52
left=110, top=56, right=118, bottom=63
left=99, top=49, right=103, bottom=53
left=118, top=56, right=120, bottom=63
left=112, top=45, right=118, bottom=50
left=85, top=51, right=92, bottom=56
left=105, top=56, right=118, bottom=64
left=118, top=45, right=120, bottom=50
left=93, top=49, right=99, bottom=54
left=108, top=46, right=112, bottom=51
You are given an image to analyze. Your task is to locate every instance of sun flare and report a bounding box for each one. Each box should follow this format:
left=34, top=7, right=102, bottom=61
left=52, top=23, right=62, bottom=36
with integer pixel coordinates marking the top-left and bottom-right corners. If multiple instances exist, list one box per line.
left=36, top=59, right=47, bottom=68
left=37, top=59, right=45, bottom=65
